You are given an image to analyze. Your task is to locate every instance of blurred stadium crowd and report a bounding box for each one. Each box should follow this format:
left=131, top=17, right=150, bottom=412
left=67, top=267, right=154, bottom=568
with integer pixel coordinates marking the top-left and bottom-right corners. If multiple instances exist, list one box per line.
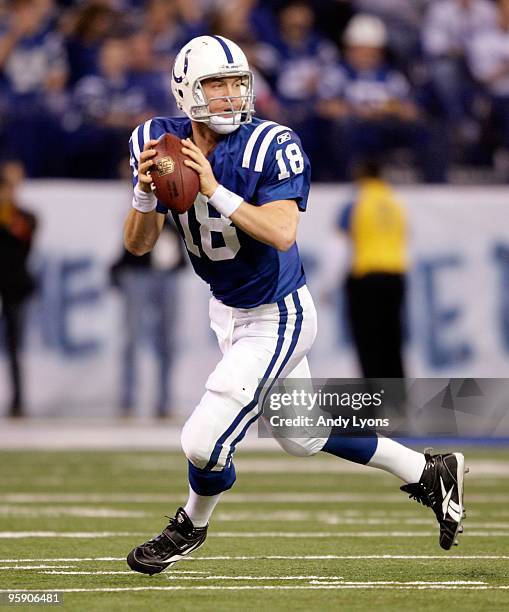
left=2, top=0, right=509, bottom=182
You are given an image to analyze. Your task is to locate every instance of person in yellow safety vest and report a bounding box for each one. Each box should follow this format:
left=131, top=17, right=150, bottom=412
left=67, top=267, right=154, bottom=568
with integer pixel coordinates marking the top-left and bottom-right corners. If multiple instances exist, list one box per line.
left=338, top=158, right=407, bottom=378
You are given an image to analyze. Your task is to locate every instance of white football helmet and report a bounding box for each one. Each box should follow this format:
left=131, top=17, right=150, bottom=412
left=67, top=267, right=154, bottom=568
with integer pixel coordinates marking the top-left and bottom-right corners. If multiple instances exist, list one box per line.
left=171, top=35, right=255, bottom=134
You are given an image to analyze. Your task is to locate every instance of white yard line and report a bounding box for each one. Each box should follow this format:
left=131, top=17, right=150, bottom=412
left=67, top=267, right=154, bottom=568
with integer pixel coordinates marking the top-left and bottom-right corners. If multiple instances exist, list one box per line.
left=1, top=492, right=508, bottom=504
left=40, top=571, right=139, bottom=576
left=0, top=557, right=125, bottom=563
left=214, top=512, right=430, bottom=525
left=0, top=586, right=507, bottom=592
left=0, top=507, right=498, bottom=527
left=0, top=506, right=148, bottom=518
left=214, top=512, right=503, bottom=528
left=238, top=529, right=464, bottom=537
left=3, top=554, right=509, bottom=563
left=37, top=574, right=489, bottom=589
left=2, top=530, right=507, bottom=539
left=0, top=565, right=77, bottom=570
left=0, top=532, right=143, bottom=539
left=163, top=570, right=206, bottom=574
left=39, top=573, right=347, bottom=580
left=311, top=581, right=486, bottom=585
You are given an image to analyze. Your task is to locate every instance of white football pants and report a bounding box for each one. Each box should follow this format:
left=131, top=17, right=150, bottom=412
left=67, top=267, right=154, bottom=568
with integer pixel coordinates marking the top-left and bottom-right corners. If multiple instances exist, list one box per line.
left=181, top=285, right=328, bottom=472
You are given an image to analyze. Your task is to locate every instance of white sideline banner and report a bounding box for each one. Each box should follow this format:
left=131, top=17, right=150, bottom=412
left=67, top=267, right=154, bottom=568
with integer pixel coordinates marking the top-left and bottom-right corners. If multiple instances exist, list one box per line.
left=0, top=182, right=508, bottom=417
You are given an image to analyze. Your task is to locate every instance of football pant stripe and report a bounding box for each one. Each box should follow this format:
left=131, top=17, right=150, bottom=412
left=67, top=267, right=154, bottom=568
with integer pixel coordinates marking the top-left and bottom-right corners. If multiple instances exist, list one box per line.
left=242, top=121, right=276, bottom=169
left=226, top=290, right=304, bottom=461
left=211, top=292, right=297, bottom=471
left=203, top=296, right=290, bottom=471
left=258, top=290, right=304, bottom=410
left=254, top=125, right=292, bottom=172
left=219, top=291, right=299, bottom=467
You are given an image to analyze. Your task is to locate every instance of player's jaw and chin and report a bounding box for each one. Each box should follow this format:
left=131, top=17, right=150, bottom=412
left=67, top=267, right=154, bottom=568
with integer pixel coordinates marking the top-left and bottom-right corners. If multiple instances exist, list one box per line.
left=207, top=113, right=243, bottom=134
left=199, top=78, right=250, bottom=135
left=200, top=101, right=243, bottom=134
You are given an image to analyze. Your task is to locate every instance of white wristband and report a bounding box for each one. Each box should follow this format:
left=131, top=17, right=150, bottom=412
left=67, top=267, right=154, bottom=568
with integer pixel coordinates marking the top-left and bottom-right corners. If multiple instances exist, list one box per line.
left=209, top=184, right=243, bottom=217
left=132, top=185, right=157, bottom=213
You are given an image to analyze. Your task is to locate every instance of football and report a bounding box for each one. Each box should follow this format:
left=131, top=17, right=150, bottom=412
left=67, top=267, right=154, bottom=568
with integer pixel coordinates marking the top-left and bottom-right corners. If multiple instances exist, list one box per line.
left=151, top=133, right=200, bottom=213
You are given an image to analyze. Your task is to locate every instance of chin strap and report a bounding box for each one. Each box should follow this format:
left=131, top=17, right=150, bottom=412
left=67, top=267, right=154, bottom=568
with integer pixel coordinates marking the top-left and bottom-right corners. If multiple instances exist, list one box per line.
left=208, top=115, right=242, bottom=134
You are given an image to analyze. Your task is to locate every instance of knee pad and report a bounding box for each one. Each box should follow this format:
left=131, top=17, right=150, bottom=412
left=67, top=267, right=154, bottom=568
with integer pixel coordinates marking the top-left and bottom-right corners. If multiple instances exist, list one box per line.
left=181, top=418, right=217, bottom=470
left=181, top=390, right=237, bottom=471
left=276, top=436, right=325, bottom=458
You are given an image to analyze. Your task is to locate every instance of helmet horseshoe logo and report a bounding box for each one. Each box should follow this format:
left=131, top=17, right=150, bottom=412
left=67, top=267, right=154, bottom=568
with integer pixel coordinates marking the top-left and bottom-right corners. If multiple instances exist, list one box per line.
left=172, top=48, right=191, bottom=84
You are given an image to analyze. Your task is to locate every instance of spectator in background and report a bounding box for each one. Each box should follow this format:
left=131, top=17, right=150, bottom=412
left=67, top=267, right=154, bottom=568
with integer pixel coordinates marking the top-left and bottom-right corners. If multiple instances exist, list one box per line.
left=174, top=0, right=208, bottom=41
left=110, top=219, right=186, bottom=418
left=0, top=164, right=37, bottom=417
left=337, top=158, right=407, bottom=380
left=353, top=0, right=428, bottom=70
left=0, top=0, right=68, bottom=176
left=0, top=0, right=505, bottom=183
left=69, top=36, right=152, bottom=178
left=209, top=6, right=283, bottom=122
left=258, top=0, right=338, bottom=176
left=128, top=28, right=178, bottom=116
left=468, top=0, right=509, bottom=177
left=64, top=2, right=118, bottom=87
left=308, top=0, right=354, bottom=51
left=237, top=34, right=284, bottom=122
left=318, top=14, right=446, bottom=182
left=421, top=0, right=497, bottom=142
left=208, top=0, right=280, bottom=45
left=142, top=0, right=206, bottom=72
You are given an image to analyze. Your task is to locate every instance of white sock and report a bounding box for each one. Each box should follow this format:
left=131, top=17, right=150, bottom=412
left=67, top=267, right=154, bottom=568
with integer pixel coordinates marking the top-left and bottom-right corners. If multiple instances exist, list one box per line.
left=183, top=487, right=222, bottom=527
left=367, top=436, right=426, bottom=483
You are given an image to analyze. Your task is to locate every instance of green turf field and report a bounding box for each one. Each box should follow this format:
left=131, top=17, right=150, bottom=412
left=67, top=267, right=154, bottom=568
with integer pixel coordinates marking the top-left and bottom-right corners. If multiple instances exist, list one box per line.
left=0, top=447, right=508, bottom=611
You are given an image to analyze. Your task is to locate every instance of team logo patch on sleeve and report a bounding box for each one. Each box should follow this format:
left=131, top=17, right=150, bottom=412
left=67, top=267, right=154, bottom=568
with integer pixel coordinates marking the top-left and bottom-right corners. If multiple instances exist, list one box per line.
left=277, top=132, right=291, bottom=145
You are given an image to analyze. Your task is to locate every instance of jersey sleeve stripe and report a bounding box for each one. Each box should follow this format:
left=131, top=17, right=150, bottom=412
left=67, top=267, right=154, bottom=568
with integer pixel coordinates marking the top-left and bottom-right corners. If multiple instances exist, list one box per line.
left=254, top=125, right=291, bottom=172
left=143, top=118, right=153, bottom=147
left=137, top=125, right=145, bottom=160
left=131, top=126, right=141, bottom=162
left=130, top=119, right=153, bottom=182
left=129, top=125, right=140, bottom=180
left=241, top=121, right=276, bottom=169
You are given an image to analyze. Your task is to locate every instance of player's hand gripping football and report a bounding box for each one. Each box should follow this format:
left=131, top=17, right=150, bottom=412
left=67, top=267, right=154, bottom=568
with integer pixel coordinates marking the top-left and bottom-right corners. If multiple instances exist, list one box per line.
left=137, top=140, right=159, bottom=194
left=181, top=138, right=219, bottom=198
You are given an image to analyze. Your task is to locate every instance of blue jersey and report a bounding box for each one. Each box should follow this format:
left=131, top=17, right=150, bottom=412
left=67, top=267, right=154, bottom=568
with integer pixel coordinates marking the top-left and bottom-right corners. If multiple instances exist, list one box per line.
left=129, top=116, right=311, bottom=308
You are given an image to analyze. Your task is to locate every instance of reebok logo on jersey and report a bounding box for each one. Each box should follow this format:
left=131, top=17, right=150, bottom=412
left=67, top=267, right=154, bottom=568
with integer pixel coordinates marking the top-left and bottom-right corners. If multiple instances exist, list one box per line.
left=277, top=132, right=291, bottom=145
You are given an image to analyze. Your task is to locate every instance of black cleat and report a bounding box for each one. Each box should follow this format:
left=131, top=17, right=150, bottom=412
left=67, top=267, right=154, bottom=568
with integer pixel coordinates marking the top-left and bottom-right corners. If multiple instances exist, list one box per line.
left=401, top=449, right=467, bottom=550
left=127, top=507, right=207, bottom=575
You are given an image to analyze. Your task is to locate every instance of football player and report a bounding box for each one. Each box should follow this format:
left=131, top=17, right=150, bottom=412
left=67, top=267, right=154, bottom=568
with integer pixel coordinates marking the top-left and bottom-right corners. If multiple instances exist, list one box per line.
left=124, top=35, right=466, bottom=575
